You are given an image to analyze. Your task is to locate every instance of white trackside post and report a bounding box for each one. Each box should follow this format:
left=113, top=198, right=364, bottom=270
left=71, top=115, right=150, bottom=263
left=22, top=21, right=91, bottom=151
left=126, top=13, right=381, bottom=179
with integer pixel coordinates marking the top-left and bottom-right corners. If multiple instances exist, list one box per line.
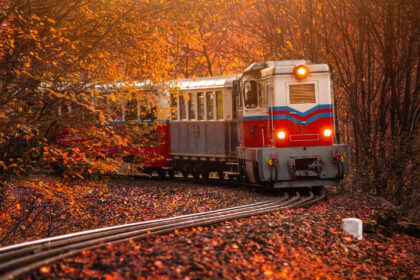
left=342, top=218, right=363, bottom=240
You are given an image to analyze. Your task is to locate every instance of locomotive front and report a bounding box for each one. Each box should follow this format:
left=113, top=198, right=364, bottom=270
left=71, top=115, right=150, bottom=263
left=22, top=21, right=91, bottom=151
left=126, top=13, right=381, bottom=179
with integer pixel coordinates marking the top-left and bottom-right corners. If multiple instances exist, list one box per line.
left=234, top=60, right=349, bottom=188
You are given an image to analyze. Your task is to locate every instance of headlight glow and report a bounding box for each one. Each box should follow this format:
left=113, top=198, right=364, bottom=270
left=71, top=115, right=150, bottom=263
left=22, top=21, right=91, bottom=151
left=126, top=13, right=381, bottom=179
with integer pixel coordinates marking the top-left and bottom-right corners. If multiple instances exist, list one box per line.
left=323, top=129, right=332, bottom=137
left=293, top=65, right=309, bottom=80
left=277, top=131, right=286, bottom=140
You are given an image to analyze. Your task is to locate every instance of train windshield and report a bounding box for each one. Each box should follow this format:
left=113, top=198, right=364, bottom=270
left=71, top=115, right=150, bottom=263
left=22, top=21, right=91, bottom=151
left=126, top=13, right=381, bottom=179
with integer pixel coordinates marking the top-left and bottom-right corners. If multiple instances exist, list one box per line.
left=244, top=80, right=258, bottom=108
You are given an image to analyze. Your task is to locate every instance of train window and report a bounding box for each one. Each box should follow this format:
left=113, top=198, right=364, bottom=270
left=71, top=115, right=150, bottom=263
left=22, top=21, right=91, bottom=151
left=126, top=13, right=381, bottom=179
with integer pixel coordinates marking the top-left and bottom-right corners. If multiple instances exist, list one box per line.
left=216, top=91, right=223, bottom=119
left=244, top=80, right=258, bottom=108
left=259, top=84, right=268, bottom=107
left=188, top=92, right=196, bottom=119
left=107, top=99, right=124, bottom=122
left=179, top=95, right=186, bottom=120
left=125, top=98, right=139, bottom=121
left=206, top=92, right=214, bottom=120
left=139, top=102, right=157, bottom=121
left=289, top=84, right=316, bottom=104
left=170, top=94, right=177, bottom=120
left=197, top=92, right=204, bottom=120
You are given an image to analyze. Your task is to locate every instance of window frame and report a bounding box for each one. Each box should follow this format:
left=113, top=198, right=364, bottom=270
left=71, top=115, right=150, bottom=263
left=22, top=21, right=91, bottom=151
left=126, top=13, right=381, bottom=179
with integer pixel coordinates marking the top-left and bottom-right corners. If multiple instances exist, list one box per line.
left=179, top=94, right=187, bottom=120
left=216, top=90, right=223, bottom=120
left=197, top=92, right=205, bottom=120
left=188, top=92, right=196, bottom=120
left=206, top=91, right=215, bottom=120
left=243, top=79, right=259, bottom=109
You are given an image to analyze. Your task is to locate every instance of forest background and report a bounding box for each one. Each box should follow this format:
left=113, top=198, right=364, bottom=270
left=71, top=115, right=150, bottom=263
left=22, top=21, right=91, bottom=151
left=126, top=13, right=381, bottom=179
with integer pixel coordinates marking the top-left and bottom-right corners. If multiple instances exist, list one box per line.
left=0, top=0, right=418, bottom=243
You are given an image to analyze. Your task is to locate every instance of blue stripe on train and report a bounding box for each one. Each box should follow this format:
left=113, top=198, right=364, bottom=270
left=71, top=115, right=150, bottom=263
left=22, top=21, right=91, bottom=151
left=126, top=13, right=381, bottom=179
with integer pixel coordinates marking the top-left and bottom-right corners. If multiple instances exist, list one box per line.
left=243, top=111, right=332, bottom=125
left=243, top=113, right=332, bottom=124
left=268, top=104, right=332, bottom=117
left=272, top=113, right=332, bottom=124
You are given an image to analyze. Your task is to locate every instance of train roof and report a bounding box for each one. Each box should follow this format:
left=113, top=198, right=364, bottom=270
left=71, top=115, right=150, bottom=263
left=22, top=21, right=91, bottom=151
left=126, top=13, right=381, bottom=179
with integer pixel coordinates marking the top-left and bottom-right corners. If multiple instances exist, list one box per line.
left=176, top=75, right=236, bottom=90
left=242, top=60, right=329, bottom=78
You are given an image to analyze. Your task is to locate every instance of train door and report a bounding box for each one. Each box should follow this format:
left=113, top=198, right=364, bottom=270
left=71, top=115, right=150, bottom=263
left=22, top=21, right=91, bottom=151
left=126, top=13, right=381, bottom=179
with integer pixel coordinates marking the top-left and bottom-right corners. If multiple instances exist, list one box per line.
left=266, top=81, right=275, bottom=146
left=232, top=80, right=244, bottom=147
left=240, top=78, right=270, bottom=147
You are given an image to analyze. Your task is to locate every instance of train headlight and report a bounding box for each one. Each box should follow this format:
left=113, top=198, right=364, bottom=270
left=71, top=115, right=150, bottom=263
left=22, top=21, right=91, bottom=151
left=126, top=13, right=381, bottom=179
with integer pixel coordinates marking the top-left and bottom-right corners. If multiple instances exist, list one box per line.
left=293, top=65, right=309, bottom=80
left=277, top=131, right=286, bottom=140
left=323, top=129, right=332, bottom=137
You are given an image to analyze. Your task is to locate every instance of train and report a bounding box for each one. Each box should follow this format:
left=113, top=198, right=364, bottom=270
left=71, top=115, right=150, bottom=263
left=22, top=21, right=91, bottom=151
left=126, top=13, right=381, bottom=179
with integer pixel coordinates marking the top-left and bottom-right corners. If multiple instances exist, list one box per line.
left=114, top=60, right=349, bottom=189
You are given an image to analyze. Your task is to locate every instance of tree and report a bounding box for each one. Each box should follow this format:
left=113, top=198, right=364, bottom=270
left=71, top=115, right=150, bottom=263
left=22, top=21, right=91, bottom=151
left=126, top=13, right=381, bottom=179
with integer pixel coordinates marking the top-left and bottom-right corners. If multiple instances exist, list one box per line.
left=170, top=0, right=243, bottom=78
left=0, top=0, right=179, bottom=180
left=227, top=0, right=419, bottom=217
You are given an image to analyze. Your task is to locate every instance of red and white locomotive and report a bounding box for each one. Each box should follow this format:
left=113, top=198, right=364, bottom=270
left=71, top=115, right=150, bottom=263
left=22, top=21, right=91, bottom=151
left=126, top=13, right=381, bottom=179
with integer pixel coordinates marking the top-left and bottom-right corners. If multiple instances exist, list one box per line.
left=128, top=60, right=349, bottom=188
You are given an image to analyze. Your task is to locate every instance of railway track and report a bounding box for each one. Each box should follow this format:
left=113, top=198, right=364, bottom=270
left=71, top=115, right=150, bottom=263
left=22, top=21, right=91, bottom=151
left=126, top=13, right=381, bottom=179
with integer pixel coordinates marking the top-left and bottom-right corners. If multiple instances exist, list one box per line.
left=0, top=191, right=324, bottom=280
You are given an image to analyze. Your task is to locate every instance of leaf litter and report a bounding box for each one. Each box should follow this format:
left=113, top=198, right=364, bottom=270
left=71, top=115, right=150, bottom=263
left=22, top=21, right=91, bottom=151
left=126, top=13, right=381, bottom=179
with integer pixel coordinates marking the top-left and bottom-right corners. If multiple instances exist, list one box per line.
left=27, top=185, right=420, bottom=279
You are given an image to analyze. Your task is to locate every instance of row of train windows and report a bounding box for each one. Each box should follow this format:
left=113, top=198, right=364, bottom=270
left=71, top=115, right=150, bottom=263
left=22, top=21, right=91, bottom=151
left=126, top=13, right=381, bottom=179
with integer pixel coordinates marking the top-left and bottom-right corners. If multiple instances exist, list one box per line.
left=178, top=91, right=223, bottom=120
left=57, top=102, right=158, bottom=122
left=242, top=81, right=316, bottom=108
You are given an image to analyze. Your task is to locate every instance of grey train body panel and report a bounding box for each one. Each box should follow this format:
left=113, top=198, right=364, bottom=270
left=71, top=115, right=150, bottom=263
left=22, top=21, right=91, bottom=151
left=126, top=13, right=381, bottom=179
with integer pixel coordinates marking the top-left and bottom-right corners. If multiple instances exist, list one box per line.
left=170, top=121, right=238, bottom=159
left=237, top=144, right=348, bottom=188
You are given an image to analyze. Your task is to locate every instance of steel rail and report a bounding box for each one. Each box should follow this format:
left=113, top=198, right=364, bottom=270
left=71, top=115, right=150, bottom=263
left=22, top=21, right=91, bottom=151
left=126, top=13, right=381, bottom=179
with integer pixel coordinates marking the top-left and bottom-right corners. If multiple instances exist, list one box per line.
left=0, top=197, right=284, bottom=260
left=0, top=196, right=293, bottom=272
left=0, top=196, right=292, bottom=272
left=0, top=191, right=324, bottom=280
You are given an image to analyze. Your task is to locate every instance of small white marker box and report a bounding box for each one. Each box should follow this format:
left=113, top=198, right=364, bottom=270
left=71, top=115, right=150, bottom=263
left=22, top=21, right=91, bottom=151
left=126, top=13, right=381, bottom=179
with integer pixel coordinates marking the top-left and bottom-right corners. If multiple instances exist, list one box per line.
left=342, top=218, right=363, bottom=240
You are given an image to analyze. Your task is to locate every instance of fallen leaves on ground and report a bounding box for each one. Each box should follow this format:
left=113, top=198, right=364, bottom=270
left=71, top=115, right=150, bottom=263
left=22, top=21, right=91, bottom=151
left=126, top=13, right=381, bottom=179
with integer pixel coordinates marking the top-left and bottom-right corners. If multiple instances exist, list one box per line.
left=0, top=175, right=273, bottom=246
left=31, top=190, right=419, bottom=279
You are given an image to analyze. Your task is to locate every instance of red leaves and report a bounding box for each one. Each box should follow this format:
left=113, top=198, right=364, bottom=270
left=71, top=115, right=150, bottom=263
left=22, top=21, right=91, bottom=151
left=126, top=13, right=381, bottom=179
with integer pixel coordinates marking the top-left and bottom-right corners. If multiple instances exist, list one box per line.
left=29, top=190, right=420, bottom=279
left=3, top=178, right=418, bottom=279
left=0, top=176, right=270, bottom=247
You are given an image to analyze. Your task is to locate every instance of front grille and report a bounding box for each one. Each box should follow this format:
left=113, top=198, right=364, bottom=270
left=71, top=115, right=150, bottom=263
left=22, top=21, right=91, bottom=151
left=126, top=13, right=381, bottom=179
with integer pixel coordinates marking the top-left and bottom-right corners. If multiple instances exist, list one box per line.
left=289, top=84, right=316, bottom=104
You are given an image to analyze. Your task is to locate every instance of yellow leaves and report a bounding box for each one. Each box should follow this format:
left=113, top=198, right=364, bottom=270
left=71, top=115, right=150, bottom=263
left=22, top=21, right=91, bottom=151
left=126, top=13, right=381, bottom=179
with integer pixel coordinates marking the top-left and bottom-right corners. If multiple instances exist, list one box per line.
left=8, top=38, right=15, bottom=48
left=109, top=93, right=116, bottom=102
left=285, top=40, right=293, bottom=50
left=46, top=18, right=56, bottom=24
left=99, top=112, right=107, bottom=124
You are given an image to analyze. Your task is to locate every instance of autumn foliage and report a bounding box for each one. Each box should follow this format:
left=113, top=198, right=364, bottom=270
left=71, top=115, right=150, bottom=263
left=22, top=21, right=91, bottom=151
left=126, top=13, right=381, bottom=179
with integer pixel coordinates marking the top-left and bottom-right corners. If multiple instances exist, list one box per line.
left=0, top=0, right=419, bottom=235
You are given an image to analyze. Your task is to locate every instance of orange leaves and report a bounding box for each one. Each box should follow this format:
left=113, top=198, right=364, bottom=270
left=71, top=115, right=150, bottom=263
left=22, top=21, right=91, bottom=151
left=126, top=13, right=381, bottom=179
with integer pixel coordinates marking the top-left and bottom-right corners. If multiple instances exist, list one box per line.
left=154, top=260, right=164, bottom=269
left=39, top=266, right=51, bottom=274
left=1, top=0, right=182, bottom=180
